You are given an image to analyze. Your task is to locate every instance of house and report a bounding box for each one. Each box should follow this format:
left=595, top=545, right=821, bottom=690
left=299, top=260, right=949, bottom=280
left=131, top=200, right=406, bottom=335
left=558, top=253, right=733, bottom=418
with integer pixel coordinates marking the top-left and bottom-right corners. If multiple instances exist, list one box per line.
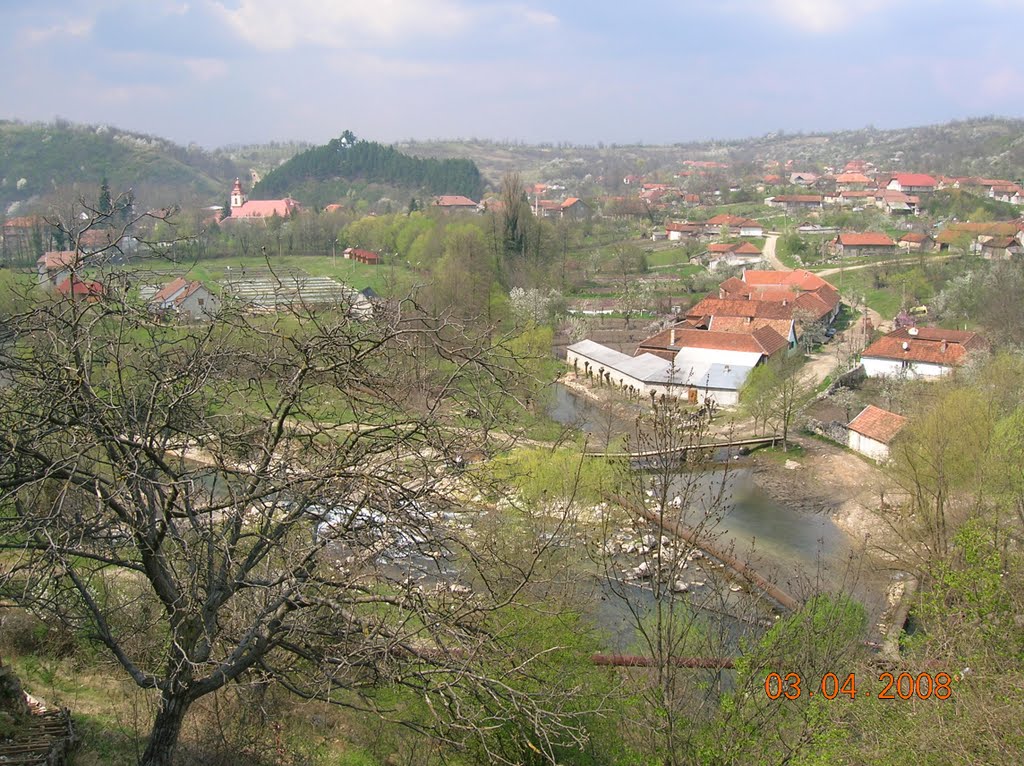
left=766, top=194, right=823, bottom=211
left=735, top=269, right=842, bottom=324
left=633, top=325, right=788, bottom=406
left=936, top=221, right=1022, bottom=252
left=979, top=236, right=1022, bottom=260
left=847, top=405, right=907, bottom=461
left=705, top=241, right=763, bottom=271
left=704, top=214, right=764, bottom=237
left=832, top=232, right=897, bottom=259
left=789, top=172, right=819, bottom=186
left=665, top=222, right=703, bottom=241
left=344, top=247, right=381, bottom=265
left=434, top=195, right=479, bottom=212
left=861, top=327, right=985, bottom=378
left=834, top=172, right=872, bottom=191
left=877, top=191, right=919, bottom=216
left=55, top=276, right=104, bottom=302
left=37, top=251, right=81, bottom=289
left=151, top=277, right=219, bottom=319
left=684, top=296, right=796, bottom=346
left=898, top=232, right=935, bottom=252
left=884, top=173, right=937, bottom=194
left=224, top=178, right=300, bottom=221
left=560, top=198, right=590, bottom=221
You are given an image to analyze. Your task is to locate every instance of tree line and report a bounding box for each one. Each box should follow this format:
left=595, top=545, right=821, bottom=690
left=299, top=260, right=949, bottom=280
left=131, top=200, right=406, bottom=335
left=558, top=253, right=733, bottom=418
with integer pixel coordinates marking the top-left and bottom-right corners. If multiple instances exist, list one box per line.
left=253, top=132, right=483, bottom=201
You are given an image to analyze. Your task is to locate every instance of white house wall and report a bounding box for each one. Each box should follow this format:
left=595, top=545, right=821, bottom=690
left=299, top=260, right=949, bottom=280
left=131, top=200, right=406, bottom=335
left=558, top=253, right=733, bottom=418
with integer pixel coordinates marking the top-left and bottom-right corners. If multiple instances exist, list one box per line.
left=848, top=431, right=890, bottom=461
left=862, top=356, right=949, bottom=379
left=566, top=347, right=741, bottom=406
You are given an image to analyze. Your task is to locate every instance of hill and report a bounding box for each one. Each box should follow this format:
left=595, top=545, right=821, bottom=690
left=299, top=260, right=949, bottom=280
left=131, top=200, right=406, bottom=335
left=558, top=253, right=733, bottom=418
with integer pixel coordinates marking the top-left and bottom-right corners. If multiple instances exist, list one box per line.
left=395, top=117, right=1024, bottom=186
left=0, top=119, right=246, bottom=215
left=252, top=132, right=484, bottom=206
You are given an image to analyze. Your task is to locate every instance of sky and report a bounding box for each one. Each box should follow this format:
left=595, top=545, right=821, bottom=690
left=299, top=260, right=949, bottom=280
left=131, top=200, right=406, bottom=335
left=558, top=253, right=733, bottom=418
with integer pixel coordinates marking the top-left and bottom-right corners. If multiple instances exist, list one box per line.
left=2, top=0, right=1024, bottom=149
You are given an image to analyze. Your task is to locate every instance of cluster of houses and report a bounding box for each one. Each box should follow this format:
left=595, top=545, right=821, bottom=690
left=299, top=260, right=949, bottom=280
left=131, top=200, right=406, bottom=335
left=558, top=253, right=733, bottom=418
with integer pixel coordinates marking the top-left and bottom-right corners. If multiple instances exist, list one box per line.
left=566, top=268, right=840, bottom=407
left=842, top=326, right=984, bottom=461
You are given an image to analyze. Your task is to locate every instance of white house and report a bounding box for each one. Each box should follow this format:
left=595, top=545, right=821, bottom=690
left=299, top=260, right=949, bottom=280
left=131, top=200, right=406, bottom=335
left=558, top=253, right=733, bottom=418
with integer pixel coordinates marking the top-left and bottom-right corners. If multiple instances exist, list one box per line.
left=847, top=405, right=907, bottom=462
left=861, top=327, right=984, bottom=379
left=151, top=277, right=219, bottom=319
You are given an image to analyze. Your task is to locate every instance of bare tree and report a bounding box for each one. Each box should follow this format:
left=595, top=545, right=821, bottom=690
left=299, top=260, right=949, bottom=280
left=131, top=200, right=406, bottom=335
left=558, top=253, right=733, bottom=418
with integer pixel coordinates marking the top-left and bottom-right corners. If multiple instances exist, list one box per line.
left=0, top=204, right=587, bottom=765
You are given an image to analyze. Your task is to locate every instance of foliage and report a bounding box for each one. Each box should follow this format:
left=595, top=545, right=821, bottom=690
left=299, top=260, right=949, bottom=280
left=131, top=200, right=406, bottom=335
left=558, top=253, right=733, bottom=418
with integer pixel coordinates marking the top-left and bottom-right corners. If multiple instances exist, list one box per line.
left=921, top=189, right=1019, bottom=221
left=254, top=133, right=483, bottom=200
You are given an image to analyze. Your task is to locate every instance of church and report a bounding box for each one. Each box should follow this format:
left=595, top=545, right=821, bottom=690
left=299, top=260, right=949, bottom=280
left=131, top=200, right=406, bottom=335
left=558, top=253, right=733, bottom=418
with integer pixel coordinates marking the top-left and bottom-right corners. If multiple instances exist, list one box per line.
left=224, top=178, right=301, bottom=221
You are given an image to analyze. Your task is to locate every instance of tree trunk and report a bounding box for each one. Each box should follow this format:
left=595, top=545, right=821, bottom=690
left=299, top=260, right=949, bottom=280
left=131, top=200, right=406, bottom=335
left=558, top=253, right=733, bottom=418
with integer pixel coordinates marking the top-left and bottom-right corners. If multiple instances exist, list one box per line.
left=140, top=691, right=191, bottom=766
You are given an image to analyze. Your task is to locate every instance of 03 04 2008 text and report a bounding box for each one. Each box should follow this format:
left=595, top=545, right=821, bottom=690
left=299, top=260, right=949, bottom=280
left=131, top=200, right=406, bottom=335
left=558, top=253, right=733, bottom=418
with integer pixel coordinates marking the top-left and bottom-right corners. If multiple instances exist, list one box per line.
left=764, top=671, right=954, bottom=701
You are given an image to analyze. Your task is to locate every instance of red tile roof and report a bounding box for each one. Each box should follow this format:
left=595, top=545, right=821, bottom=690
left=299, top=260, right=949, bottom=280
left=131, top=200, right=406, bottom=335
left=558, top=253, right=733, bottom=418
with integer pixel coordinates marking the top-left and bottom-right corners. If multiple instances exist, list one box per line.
left=710, top=316, right=793, bottom=340
left=37, top=251, right=80, bottom=270
left=899, top=232, right=930, bottom=243
left=435, top=195, right=478, bottom=207
left=838, top=232, right=896, bottom=247
left=848, top=405, right=907, bottom=444
left=862, top=327, right=984, bottom=366
left=666, top=222, right=701, bottom=234
left=742, top=269, right=834, bottom=292
left=230, top=198, right=300, bottom=218
left=835, top=173, right=872, bottom=184
left=888, top=173, right=937, bottom=188
left=636, top=326, right=786, bottom=356
left=705, top=214, right=761, bottom=228
left=751, top=326, right=789, bottom=356
left=56, top=277, right=103, bottom=299
left=688, top=296, right=793, bottom=320
left=153, top=277, right=190, bottom=303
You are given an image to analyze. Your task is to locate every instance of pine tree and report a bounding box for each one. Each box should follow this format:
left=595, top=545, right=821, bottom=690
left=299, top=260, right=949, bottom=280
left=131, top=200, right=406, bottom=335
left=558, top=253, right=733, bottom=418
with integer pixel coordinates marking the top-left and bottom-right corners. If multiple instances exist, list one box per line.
left=98, top=177, right=113, bottom=219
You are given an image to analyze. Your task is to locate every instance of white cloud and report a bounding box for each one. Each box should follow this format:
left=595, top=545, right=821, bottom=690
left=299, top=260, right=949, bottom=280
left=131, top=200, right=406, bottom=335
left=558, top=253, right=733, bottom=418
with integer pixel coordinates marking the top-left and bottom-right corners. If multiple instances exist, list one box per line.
left=721, top=0, right=889, bottom=34
left=211, top=0, right=473, bottom=50
left=23, top=18, right=94, bottom=44
left=183, top=57, right=230, bottom=82
left=521, top=8, right=559, bottom=27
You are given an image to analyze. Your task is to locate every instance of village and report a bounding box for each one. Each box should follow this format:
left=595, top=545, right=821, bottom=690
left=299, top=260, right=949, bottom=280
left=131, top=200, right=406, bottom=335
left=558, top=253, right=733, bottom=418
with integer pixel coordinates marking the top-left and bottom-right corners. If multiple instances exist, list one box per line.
left=1, top=128, right=1022, bottom=766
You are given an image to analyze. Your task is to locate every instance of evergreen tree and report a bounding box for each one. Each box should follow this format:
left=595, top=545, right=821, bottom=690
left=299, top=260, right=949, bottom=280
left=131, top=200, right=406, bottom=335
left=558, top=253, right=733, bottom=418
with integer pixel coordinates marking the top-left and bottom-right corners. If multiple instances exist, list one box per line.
left=98, top=177, right=113, bottom=219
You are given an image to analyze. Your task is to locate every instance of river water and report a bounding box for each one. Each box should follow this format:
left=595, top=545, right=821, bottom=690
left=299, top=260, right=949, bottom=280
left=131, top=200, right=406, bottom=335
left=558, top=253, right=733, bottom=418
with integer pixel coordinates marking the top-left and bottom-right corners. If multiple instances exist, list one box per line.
left=547, top=382, right=889, bottom=641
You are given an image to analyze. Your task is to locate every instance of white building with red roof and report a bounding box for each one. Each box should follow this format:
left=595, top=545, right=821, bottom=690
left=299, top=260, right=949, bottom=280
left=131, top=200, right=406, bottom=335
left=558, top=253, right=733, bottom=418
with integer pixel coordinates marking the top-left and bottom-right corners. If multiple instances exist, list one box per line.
left=37, top=251, right=82, bottom=289
left=847, top=405, right=907, bottom=461
left=150, top=277, right=219, bottom=319
left=225, top=178, right=301, bottom=222
left=861, top=327, right=985, bottom=378
left=884, top=173, right=937, bottom=194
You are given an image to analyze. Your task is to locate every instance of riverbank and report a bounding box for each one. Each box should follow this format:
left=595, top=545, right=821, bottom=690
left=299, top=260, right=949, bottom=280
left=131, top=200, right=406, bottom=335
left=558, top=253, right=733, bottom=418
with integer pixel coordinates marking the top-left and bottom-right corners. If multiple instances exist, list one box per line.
left=748, top=435, right=903, bottom=560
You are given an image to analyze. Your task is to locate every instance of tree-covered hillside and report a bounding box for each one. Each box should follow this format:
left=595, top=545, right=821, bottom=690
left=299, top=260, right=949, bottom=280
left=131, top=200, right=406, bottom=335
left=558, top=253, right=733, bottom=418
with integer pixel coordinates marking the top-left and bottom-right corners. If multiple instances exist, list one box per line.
left=0, top=120, right=243, bottom=213
left=252, top=132, right=483, bottom=202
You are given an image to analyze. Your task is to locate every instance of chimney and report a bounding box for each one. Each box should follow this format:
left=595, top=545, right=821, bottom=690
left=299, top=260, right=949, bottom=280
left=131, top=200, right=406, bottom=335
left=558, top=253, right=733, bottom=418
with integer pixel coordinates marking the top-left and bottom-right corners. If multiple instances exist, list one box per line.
left=670, top=328, right=676, bottom=347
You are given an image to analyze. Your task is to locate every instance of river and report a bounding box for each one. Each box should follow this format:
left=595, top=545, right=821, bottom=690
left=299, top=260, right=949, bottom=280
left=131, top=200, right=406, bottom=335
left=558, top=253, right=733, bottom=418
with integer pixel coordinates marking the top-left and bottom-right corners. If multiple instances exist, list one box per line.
left=548, top=382, right=890, bottom=647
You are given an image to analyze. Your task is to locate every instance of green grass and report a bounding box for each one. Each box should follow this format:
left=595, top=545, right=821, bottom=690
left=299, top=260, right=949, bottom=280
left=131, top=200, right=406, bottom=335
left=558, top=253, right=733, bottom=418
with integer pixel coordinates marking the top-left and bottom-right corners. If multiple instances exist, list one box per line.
left=646, top=249, right=694, bottom=268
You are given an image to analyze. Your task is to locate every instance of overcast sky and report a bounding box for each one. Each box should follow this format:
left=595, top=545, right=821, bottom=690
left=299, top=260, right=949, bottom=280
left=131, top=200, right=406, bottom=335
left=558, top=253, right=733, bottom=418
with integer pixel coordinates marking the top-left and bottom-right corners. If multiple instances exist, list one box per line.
left=3, top=0, right=1023, bottom=149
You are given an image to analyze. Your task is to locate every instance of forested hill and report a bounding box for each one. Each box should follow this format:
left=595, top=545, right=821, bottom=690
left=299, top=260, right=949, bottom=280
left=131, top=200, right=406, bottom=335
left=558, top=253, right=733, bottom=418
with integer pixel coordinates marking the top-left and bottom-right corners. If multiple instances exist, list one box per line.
left=0, top=120, right=241, bottom=212
left=251, top=133, right=484, bottom=201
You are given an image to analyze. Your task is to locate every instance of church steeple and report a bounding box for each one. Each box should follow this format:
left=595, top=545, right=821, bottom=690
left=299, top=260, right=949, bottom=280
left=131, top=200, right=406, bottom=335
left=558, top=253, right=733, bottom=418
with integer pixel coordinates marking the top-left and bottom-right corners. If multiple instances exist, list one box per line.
left=230, top=178, right=246, bottom=209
